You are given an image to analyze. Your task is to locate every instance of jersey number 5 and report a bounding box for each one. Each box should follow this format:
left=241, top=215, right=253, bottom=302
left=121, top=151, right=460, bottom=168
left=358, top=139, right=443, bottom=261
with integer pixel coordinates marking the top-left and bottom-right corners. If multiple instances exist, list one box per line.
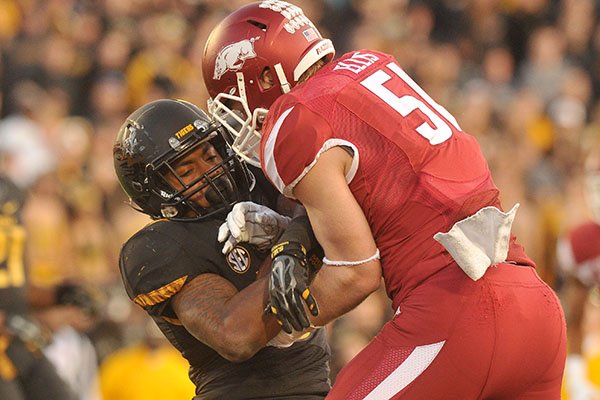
left=360, top=62, right=460, bottom=145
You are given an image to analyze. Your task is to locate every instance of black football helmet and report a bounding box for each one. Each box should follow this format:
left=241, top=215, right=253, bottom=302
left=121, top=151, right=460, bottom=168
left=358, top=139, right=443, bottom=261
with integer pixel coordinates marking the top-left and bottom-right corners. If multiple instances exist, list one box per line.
left=0, top=174, right=25, bottom=220
left=113, top=99, right=254, bottom=221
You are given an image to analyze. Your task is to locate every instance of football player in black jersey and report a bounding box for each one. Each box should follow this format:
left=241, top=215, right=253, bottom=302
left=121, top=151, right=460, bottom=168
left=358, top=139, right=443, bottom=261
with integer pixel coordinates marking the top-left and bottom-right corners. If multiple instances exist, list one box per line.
left=113, top=99, right=330, bottom=400
left=0, top=174, right=78, bottom=400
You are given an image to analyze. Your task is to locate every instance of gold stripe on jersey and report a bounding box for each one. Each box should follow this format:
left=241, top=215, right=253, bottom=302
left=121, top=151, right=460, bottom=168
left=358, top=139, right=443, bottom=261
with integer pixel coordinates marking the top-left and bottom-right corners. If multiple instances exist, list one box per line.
left=134, top=275, right=188, bottom=307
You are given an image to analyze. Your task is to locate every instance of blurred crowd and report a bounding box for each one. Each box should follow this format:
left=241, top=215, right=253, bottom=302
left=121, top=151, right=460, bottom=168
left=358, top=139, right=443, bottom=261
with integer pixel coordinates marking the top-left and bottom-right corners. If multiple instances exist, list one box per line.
left=0, top=0, right=599, bottom=398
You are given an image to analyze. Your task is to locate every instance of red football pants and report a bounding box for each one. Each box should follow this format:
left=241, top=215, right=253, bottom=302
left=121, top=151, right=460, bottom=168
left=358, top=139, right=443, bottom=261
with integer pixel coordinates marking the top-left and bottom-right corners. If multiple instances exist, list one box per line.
left=327, top=263, right=566, bottom=400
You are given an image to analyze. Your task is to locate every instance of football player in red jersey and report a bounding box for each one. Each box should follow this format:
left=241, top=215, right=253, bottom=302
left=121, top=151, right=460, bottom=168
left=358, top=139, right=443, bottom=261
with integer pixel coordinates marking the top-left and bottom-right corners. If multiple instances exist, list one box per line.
left=557, top=150, right=600, bottom=400
left=202, top=1, right=567, bottom=399
left=113, top=99, right=330, bottom=399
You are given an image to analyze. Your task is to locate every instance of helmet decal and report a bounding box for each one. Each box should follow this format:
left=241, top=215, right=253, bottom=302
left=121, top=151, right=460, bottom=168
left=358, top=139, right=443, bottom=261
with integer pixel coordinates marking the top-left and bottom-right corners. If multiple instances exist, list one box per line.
left=168, top=123, right=194, bottom=150
left=122, top=125, right=142, bottom=157
left=213, top=37, right=260, bottom=80
left=259, top=0, right=313, bottom=33
left=302, top=28, right=318, bottom=42
left=169, top=120, right=211, bottom=150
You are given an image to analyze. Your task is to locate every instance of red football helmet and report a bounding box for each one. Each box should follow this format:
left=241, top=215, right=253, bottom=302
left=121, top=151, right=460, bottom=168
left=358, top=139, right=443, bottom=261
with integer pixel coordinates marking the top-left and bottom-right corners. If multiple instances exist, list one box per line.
left=202, top=0, right=335, bottom=166
left=585, top=150, right=600, bottom=223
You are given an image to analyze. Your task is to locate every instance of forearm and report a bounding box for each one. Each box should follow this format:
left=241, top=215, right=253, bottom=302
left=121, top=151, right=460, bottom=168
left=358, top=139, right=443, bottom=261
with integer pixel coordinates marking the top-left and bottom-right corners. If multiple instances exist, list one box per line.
left=278, top=214, right=323, bottom=272
left=173, top=274, right=280, bottom=362
left=308, top=262, right=381, bottom=326
left=293, top=146, right=382, bottom=326
left=221, top=277, right=281, bottom=346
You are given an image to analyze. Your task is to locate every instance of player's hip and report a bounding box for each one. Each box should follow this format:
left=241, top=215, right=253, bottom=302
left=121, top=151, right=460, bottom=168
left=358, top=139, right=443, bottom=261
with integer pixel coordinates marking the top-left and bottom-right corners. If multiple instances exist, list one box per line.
left=388, top=262, right=564, bottom=345
left=354, top=263, right=566, bottom=398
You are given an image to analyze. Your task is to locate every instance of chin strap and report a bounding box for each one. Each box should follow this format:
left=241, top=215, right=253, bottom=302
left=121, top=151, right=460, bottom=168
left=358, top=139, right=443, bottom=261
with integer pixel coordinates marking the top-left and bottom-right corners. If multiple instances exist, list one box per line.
left=235, top=72, right=249, bottom=102
left=274, top=63, right=291, bottom=94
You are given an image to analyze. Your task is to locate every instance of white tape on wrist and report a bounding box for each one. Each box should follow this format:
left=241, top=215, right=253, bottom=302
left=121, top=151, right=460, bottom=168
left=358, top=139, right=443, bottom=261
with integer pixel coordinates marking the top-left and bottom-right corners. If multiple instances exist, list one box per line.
left=323, top=249, right=380, bottom=267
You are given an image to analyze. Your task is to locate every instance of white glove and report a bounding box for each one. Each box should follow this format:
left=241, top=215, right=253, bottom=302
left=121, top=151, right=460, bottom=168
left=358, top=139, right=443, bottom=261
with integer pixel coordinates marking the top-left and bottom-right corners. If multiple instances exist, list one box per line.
left=565, top=354, right=600, bottom=400
left=218, top=201, right=291, bottom=254
left=266, top=327, right=315, bottom=348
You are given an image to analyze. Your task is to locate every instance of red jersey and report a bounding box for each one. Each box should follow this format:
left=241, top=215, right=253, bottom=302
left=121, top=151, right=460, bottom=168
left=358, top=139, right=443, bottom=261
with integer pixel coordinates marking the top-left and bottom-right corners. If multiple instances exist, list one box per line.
left=261, top=50, right=531, bottom=307
left=558, top=221, right=600, bottom=286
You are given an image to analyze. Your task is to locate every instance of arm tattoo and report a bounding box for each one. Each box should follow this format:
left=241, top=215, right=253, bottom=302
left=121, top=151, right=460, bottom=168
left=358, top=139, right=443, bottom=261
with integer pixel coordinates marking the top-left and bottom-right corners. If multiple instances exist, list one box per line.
left=171, top=273, right=237, bottom=344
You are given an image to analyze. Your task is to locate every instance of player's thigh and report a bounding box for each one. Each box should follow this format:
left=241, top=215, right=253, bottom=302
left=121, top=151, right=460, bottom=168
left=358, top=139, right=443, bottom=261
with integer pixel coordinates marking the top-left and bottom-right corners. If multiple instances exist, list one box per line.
left=328, top=266, right=565, bottom=400
left=328, top=267, right=516, bottom=400
left=327, top=322, right=491, bottom=399
left=327, top=290, right=494, bottom=399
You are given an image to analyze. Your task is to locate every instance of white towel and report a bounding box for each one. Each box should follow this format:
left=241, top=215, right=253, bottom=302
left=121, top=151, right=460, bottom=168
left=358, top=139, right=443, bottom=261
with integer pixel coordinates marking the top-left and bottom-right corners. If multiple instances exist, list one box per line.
left=433, top=204, right=519, bottom=281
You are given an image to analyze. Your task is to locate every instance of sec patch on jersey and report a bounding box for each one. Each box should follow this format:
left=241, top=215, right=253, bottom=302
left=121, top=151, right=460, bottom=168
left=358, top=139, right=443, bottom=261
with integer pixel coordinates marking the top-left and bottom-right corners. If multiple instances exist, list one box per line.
left=226, top=246, right=251, bottom=274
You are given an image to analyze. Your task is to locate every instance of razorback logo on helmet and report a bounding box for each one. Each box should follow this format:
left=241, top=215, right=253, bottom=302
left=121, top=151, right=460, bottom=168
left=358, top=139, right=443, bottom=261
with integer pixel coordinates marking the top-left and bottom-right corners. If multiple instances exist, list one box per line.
left=213, top=37, right=260, bottom=80
left=226, top=246, right=251, bottom=274
left=259, top=0, right=314, bottom=33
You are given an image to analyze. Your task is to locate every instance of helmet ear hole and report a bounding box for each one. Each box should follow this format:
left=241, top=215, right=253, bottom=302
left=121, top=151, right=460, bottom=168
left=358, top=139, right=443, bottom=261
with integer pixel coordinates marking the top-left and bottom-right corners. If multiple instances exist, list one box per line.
left=131, top=181, right=144, bottom=192
left=247, top=20, right=267, bottom=31
left=259, top=67, right=274, bottom=90
left=161, top=205, right=178, bottom=219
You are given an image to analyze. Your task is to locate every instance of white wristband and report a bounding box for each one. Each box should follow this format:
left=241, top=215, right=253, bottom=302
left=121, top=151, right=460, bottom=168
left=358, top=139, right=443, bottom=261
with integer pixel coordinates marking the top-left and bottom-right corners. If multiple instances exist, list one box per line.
left=323, top=249, right=380, bottom=267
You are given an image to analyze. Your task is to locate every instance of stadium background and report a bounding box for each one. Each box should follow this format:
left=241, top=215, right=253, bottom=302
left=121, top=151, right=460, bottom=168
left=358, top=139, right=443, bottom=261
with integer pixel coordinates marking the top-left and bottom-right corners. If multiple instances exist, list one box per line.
left=0, top=0, right=598, bottom=398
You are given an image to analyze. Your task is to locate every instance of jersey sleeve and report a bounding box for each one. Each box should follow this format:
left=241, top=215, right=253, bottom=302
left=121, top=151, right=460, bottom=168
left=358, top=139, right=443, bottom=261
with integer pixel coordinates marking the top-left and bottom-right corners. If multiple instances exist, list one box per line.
left=118, top=225, right=216, bottom=318
left=261, top=103, right=336, bottom=198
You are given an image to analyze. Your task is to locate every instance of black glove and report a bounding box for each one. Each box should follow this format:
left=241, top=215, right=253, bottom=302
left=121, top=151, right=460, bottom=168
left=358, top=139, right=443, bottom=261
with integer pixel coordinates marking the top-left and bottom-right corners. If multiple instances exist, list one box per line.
left=56, top=283, right=101, bottom=317
left=266, top=241, right=319, bottom=334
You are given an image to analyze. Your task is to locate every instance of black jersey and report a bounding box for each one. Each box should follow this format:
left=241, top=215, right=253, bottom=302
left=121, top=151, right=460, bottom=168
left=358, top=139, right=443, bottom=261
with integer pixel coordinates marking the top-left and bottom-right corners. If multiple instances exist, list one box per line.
left=119, top=217, right=331, bottom=399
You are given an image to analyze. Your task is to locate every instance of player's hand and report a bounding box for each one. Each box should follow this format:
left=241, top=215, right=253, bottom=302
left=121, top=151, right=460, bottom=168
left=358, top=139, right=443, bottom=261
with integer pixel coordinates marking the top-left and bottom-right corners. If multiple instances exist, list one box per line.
left=218, top=201, right=291, bottom=254
left=266, top=241, right=318, bottom=334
